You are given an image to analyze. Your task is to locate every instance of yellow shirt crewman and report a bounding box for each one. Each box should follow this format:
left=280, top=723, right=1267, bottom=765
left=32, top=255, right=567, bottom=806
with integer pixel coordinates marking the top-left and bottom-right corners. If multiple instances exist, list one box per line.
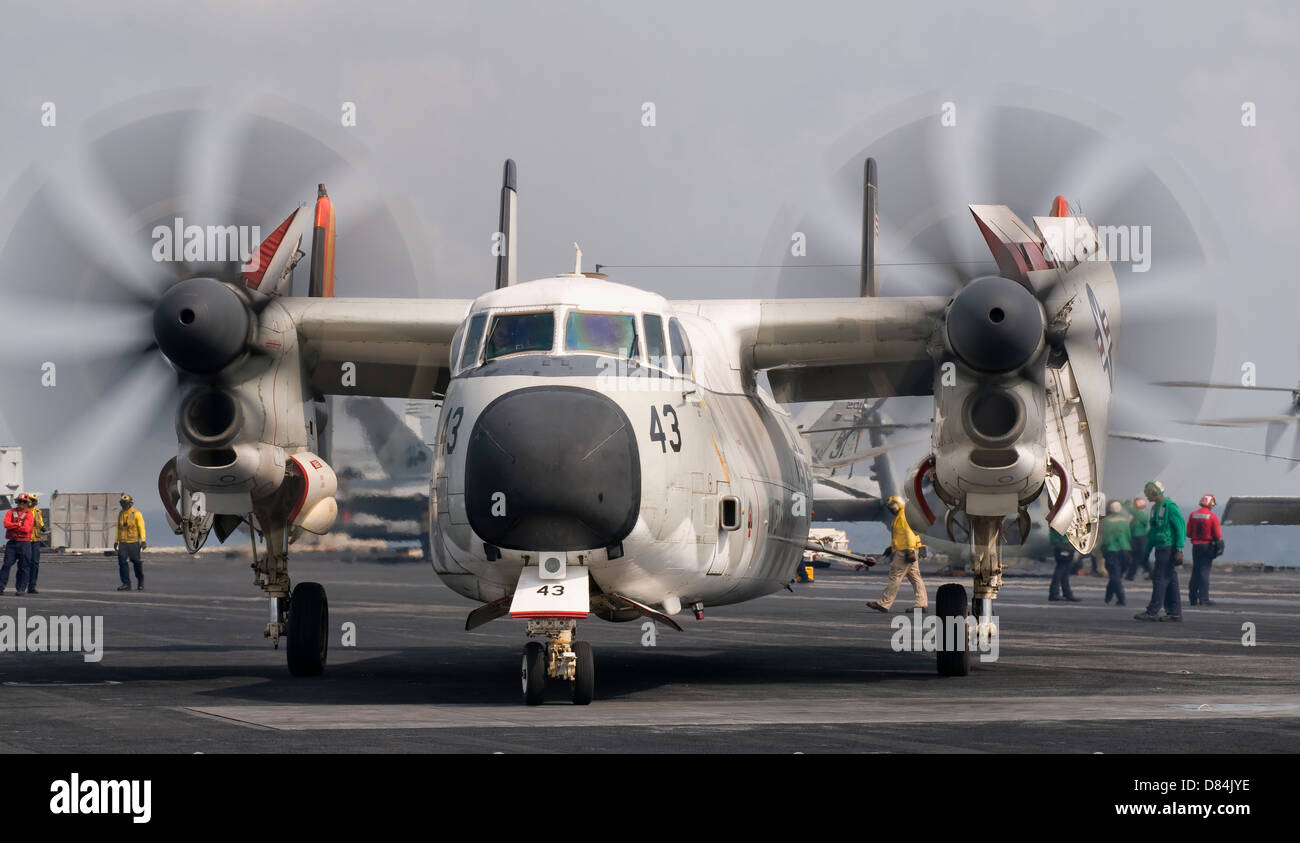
left=26, top=493, right=44, bottom=594
left=867, top=496, right=929, bottom=612
left=115, top=494, right=148, bottom=591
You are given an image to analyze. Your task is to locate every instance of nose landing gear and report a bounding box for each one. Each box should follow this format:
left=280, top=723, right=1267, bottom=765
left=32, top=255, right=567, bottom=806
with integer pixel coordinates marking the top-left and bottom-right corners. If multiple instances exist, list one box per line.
left=521, top=619, right=595, bottom=705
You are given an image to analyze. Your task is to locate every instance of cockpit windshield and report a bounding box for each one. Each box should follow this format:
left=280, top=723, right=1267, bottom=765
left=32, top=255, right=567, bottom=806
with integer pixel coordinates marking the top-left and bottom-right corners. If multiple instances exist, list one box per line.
left=483, top=311, right=555, bottom=361
left=458, top=313, right=487, bottom=370
left=565, top=311, right=638, bottom=358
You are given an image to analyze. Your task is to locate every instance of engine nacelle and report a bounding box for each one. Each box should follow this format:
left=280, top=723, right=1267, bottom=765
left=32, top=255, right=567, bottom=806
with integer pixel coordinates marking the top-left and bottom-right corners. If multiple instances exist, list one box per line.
left=169, top=295, right=315, bottom=517
left=929, top=275, right=1050, bottom=518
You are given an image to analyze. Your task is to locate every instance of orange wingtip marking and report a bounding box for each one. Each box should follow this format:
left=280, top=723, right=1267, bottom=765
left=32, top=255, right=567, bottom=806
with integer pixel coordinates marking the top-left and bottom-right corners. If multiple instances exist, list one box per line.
left=313, top=188, right=336, bottom=297
left=1050, top=195, right=1070, bottom=217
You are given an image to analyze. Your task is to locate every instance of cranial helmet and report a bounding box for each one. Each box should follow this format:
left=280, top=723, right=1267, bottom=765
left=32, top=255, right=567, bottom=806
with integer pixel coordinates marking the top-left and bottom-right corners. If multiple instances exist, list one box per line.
left=1200, top=494, right=1216, bottom=508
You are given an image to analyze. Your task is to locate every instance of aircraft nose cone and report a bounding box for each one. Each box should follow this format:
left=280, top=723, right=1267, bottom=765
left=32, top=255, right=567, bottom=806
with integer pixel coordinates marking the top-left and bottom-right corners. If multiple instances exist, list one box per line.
left=465, top=386, right=640, bottom=551
left=153, top=277, right=252, bottom=375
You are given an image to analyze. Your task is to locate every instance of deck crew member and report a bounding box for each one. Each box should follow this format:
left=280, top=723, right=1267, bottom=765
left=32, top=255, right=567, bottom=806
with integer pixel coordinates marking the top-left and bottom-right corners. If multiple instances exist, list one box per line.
left=1186, top=494, right=1223, bottom=607
left=867, top=496, right=928, bottom=612
left=1134, top=481, right=1185, bottom=622
left=115, top=494, right=148, bottom=592
left=1, top=494, right=35, bottom=595
left=1101, top=500, right=1131, bottom=606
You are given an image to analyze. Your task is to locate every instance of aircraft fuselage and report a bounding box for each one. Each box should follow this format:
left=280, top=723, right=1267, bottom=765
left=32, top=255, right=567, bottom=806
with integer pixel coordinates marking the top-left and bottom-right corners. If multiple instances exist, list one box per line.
left=428, top=277, right=813, bottom=620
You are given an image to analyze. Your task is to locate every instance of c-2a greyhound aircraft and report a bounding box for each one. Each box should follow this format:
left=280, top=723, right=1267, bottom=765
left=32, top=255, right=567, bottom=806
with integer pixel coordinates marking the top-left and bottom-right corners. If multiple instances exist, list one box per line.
left=153, top=159, right=1118, bottom=703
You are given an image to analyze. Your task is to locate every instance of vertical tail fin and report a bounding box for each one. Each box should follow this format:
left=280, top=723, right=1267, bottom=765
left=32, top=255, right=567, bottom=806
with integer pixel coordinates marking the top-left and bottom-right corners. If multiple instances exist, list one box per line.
left=495, top=159, right=518, bottom=289
left=860, top=157, right=879, bottom=297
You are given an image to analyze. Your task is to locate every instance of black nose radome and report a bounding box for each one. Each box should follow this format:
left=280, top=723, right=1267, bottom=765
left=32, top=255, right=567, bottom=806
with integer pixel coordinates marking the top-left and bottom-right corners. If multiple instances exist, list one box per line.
left=946, top=275, right=1045, bottom=374
left=153, top=277, right=252, bottom=375
left=465, top=386, right=640, bottom=551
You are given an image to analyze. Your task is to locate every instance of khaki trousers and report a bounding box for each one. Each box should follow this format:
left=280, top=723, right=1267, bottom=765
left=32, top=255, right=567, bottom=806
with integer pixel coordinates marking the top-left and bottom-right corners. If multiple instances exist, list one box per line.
left=878, top=549, right=927, bottom=609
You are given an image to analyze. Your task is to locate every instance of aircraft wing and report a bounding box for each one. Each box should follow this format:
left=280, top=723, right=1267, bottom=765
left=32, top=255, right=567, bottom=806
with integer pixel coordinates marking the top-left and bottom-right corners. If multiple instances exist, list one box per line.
left=283, top=297, right=474, bottom=399
left=675, top=297, right=947, bottom=402
left=1222, top=497, right=1300, bottom=526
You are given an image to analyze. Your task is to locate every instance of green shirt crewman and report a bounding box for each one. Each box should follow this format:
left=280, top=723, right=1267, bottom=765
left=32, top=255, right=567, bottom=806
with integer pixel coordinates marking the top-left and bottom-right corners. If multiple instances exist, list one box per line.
left=1048, top=527, right=1079, bottom=602
left=1136, top=481, right=1184, bottom=621
left=1122, top=496, right=1152, bottom=580
left=1100, top=501, right=1132, bottom=605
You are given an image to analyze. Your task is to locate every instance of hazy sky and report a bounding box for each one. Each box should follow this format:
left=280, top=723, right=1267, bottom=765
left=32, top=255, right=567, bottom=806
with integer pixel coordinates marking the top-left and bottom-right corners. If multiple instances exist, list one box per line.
left=1, top=1, right=1298, bottom=538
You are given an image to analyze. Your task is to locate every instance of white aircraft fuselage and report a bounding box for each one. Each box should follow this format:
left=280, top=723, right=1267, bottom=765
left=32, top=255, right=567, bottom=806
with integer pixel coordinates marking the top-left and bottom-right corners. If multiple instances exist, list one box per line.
left=429, top=276, right=813, bottom=619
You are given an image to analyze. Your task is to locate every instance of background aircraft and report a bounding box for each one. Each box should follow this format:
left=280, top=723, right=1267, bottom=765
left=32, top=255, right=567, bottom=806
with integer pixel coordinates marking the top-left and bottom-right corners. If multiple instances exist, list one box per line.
left=332, top=397, right=439, bottom=559
left=1155, top=373, right=1300, bottom=529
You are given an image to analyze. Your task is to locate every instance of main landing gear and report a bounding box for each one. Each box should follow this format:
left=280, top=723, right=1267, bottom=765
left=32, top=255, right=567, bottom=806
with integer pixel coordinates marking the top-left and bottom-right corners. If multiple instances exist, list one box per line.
left=935, top=514, right=1002, bottom=677
left=520, top=619, right=595, bottom=705
left=287, top=582, right=329, bottom=676
left=249, top=514, right=329, bottom=677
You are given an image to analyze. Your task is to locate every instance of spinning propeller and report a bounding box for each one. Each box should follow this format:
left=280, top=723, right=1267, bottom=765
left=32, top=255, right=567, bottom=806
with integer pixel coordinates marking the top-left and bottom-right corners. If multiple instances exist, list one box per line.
left=763, top=90, right=1227, bottom=492
left=0, top=90, right=427, bottom=499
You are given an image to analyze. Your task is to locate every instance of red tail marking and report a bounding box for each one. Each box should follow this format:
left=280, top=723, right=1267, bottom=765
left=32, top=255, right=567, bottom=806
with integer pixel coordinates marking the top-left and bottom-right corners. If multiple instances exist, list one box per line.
left=970, top=208, right=1051, bottom=283
left=241, top=211, right=298, bottom=289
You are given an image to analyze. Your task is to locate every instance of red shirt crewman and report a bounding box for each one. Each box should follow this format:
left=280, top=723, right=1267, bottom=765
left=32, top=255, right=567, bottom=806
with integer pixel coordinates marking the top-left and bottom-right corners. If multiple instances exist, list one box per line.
left=4, top=498, right=33, bottom=541
left=1, top=494, right=35, bottom=594
left=1187, top=494, right=1223, bottom=607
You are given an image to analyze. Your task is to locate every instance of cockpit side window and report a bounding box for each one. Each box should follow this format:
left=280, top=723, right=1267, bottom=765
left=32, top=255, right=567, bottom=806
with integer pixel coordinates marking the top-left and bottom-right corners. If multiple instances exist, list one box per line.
left=644, top=314, right=667, bottom=369
left=565, top=311, right=639, bottom=359
left=449, top=324, right=464, bottom=371
left=484, top=311, right=555, bottom=361
left=668, top=317, right=693, bottom=377
left=458, top=313, right=488, bottom=371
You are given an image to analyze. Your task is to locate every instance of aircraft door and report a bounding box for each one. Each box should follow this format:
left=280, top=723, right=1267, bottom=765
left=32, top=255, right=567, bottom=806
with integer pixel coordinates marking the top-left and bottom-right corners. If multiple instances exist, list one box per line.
left=690, top=471, right=718, bottom=569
